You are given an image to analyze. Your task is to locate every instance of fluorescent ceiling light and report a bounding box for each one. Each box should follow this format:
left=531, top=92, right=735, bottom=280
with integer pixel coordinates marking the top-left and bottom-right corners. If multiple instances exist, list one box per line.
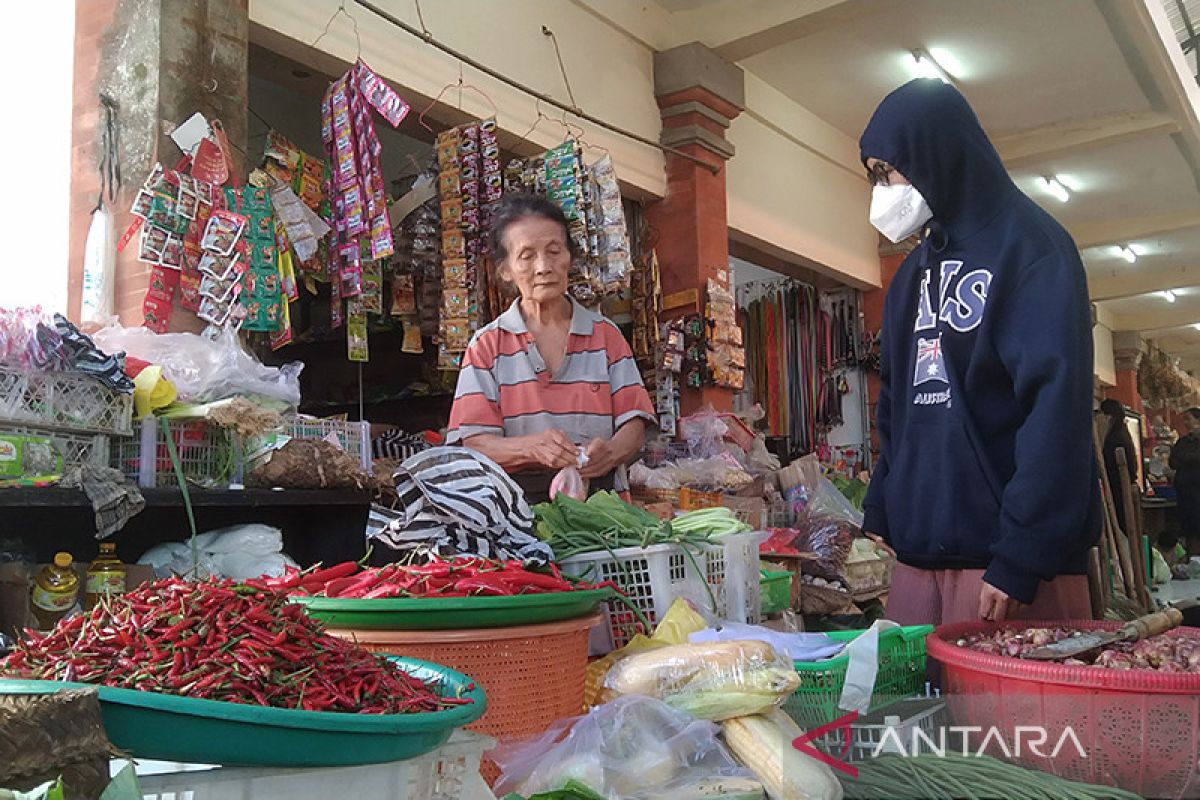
left=909, top=49, right=954, bottom=84
left=1163, top=290, right=1178, bottom=303
left=1117, top=245, right=1137, bottom=264
left=1038, top=176, right=1070, bottom=203
left=1055, top=174, right=1081, bottom=192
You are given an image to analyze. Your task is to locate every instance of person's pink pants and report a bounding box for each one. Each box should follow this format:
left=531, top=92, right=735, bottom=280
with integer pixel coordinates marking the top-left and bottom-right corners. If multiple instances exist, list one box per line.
left=885, top=562, right=1093, bottom=627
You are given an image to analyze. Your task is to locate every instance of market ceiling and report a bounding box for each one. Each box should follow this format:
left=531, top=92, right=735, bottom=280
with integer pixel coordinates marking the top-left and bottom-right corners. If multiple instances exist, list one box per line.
left=624, top=0, right=1200, bottom=373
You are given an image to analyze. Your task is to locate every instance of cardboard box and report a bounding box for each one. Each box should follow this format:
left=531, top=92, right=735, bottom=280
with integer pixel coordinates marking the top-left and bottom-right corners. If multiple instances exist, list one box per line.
left=721, top=494, right=767, bottom=529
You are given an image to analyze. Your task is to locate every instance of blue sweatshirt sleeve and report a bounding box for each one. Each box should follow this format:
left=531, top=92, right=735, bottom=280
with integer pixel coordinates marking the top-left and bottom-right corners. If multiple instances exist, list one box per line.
left=862, top=300, right=894, bottom=541
left=984, top=251, right=1095, bottom=604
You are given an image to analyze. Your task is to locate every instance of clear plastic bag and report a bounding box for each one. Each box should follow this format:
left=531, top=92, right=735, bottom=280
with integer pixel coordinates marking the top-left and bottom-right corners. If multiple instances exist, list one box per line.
left=492, top=695, right=759, bottom=799
left=805, top=475, right=864, bottom=528
left=92, top=324, right=303, bottom=407
left=601, top=639, right=801, bottom=721
left=790, top=513, right=855, bottom=582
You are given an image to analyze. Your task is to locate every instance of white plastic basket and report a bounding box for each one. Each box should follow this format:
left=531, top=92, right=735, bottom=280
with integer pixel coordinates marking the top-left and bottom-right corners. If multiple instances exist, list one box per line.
left=123, top=730, right=497, bottom=800
left=113, top=416, right=372, bottom=489
left=111, top=418, right=238, bottom=489
left=247, top=416, right=372, bottom=472
left=0, top=423, right=109, bottom=474
left=816, top=692, right=946, bottom=763
left=0, top=365, right=133, bottom=436
left=560, top=532, right=763, bottom=653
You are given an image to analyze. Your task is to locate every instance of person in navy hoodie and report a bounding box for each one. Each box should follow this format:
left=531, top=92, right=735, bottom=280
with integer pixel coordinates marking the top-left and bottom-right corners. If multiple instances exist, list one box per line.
left=859, top=79, right=1100, bottom=625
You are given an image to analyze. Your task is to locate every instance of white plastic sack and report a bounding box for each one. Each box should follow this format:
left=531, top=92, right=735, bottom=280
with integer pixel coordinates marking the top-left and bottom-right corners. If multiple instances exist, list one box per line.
left=191, top=524, right=284, bottom=556
left=137, top=543, right=219, bottom=580
left=92, top=324, right=302, bottom=406
left=211, top=551, right=298, bottom=581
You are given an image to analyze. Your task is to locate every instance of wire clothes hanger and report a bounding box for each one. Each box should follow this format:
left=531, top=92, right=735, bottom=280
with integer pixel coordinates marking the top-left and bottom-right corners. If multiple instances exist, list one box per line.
left=312, top=0, right=363, bottom=60
left=418, top=63, right=500, bottom=133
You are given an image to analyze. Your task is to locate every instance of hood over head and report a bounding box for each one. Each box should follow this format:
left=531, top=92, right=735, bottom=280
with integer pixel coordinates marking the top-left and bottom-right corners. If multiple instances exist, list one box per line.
left=859, top=79, right=1017, bottom=237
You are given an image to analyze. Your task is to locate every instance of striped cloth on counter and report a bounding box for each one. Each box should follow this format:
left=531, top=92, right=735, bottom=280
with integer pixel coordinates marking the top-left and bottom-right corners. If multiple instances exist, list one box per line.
left=365, top=446, right=552, bottom=563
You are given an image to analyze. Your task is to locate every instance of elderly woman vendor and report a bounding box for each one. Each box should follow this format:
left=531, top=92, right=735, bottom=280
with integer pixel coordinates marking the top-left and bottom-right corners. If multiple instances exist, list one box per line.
left=446, top=194, right=655, bottom=501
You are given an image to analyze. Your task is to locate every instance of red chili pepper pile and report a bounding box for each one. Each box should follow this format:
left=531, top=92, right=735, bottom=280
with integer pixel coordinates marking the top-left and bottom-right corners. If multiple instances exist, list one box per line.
left=0, top=578, right=470, bottom=714
left=249, top=556, right=611, bottom=599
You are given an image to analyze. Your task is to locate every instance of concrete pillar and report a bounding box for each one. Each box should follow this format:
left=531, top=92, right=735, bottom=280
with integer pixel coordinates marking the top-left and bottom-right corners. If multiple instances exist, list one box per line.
left=645, top=43, right=744, bottom=416
left=67, top=0, right=248, bottom=329
left=1108, top=331, right=1145, bottom=415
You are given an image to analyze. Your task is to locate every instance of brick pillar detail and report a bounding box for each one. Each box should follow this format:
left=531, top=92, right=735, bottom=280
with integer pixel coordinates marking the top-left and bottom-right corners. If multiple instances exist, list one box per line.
left=1107, top=334, right=1145, bottom=415
left=68, top=0, right=248, bottom=329
left=645, top=43, right=745, bottom=416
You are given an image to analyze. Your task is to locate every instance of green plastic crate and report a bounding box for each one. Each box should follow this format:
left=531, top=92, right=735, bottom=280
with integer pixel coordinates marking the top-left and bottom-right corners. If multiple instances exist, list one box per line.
left=782, top=624, right=933, bottom=730
left=760, top=569, right=792, bottom=615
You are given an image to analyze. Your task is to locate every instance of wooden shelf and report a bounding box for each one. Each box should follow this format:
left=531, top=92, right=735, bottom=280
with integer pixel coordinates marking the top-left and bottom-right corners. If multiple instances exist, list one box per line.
left=0, top=488, right=371, bottom=509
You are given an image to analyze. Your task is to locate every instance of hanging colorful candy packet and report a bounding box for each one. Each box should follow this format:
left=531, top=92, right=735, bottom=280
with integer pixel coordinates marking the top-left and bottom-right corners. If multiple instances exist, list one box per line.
left=347, top=296, right=369, bottom=362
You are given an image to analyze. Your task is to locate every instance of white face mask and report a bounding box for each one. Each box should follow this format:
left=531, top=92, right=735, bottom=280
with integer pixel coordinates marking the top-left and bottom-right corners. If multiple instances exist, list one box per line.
left=869, top=183, right=933, bottom=243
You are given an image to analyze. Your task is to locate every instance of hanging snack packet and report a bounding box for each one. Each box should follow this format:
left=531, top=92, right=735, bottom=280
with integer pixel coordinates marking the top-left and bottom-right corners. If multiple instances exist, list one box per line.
left=391, top=273, right=417, bottom=316
left=362, top=260, right=382, bottom=314
left=347, top=296, right=369, bottom=362
left=201, top=210, right=247, bottom=256
left=401, top=320, right=423, bottom=354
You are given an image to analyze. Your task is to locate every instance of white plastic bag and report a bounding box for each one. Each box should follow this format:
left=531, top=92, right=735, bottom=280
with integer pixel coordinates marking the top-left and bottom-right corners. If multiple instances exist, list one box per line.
left=81, top=206, right=115, bottom=327
left=211, top=551, right=298, bottom=581
left=91, top=324, right=303, bottom=406
left=191, top=524, right=284, bottom=556
left=492, top=695, right=758, bottom=799
left=602, top=639, right=800, bottom=721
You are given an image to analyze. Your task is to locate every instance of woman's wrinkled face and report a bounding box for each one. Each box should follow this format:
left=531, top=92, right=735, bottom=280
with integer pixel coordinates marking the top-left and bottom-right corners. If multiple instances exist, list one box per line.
left=500, top=215, right=571, bottom=305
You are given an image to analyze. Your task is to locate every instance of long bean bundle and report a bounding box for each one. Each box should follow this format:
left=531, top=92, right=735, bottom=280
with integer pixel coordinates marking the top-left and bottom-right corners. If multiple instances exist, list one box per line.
left=534, top=492, right=749, bottom=560
left=840, top=753, right=1142, bottom=800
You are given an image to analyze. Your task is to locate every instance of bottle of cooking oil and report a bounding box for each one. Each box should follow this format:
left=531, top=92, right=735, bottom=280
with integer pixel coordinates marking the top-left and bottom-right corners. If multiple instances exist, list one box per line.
left=85, top=542, right=126, bottom=610
left=31, top=552, right=80, bottom=629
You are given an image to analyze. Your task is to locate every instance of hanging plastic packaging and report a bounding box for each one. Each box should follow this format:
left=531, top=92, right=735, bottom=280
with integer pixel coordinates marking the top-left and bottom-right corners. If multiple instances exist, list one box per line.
left=81, top=205, right=116, bottom=326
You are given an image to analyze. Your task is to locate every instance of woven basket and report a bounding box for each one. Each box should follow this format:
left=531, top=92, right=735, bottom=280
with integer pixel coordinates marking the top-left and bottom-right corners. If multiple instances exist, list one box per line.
left=0, top=688, right=117, bottom=799
left=630, top=486, right=680, bottom=506
left=800, top=582, right=856, bottom=615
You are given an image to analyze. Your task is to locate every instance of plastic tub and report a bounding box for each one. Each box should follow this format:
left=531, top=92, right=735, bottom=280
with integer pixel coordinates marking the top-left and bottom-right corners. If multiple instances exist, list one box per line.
left=928, top=619, right=1200, bottom=798
left=292, top=589, right=611, bottom=630
left=760, top=568, right=792, bottom=615
left=782, top=624, right=934, bottom=730
left=0, top=657, right=485, bottom=767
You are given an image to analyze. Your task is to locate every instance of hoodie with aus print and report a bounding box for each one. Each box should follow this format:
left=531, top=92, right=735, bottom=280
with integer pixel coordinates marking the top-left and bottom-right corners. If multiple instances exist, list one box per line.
left=858, top=79, right=1100, bottom=605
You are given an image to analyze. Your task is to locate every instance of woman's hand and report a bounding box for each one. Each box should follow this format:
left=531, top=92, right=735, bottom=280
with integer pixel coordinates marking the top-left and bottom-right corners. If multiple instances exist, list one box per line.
left=979, top=580, right=1022, bottom=622
left=580, top=438, right=619, bottom=479
left=580, top=420, right=648, bottom=479
left=530, top=429, right=579, bottom=470
left=863, top=531, right=896, bottom=558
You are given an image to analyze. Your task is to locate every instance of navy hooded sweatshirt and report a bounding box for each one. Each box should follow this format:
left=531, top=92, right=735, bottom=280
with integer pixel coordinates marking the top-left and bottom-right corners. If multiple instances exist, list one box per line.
left=859, top=79, right=1101, bottom=604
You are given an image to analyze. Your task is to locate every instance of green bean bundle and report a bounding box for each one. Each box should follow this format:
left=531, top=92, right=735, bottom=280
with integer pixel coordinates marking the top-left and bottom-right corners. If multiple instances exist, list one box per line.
left=840, top=753, right=1142, bottom=800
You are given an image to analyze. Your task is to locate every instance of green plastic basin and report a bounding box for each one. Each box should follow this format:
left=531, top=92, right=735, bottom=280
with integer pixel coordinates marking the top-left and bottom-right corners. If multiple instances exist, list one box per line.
left=0, top=657, right=485, bottom=767
left=760, top=569, right=792, bottom=615
left=291, top=588, right=612, bottom=630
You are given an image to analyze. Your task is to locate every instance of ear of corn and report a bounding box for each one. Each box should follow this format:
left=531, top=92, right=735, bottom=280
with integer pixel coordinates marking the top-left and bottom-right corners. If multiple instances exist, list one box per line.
left=721, top=714, right=844, bottom=800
